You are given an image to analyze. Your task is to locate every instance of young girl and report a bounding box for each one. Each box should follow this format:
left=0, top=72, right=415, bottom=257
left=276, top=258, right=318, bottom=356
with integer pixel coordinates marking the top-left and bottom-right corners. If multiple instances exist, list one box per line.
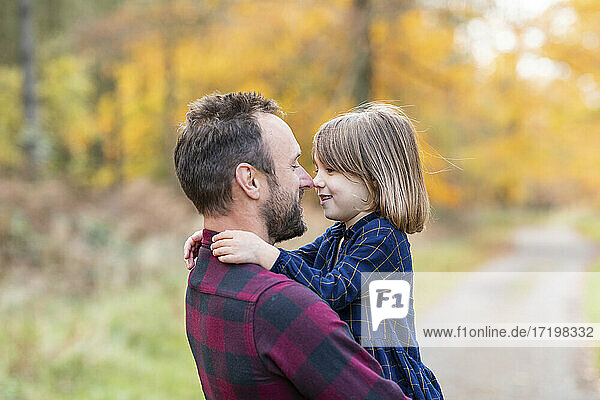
left=184, top=103, right=443, bottom=400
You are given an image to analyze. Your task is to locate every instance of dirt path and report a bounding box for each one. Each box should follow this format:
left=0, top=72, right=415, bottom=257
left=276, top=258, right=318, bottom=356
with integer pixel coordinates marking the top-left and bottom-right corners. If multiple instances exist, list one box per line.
left=419, top=223, right=600, bottom=399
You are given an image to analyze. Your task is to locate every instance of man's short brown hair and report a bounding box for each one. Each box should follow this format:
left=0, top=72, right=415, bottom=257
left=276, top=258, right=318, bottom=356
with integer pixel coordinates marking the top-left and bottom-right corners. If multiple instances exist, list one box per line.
left=174, top=92, right=282, bottom=216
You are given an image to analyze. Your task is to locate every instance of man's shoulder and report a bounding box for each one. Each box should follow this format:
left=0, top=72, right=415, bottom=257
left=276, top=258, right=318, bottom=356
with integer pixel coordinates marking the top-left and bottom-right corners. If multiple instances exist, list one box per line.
left=188, top=252, right=301, bottom=302
left=253, top=277, right=347, bottom=345
left=255, top=277, right=328, bottom=314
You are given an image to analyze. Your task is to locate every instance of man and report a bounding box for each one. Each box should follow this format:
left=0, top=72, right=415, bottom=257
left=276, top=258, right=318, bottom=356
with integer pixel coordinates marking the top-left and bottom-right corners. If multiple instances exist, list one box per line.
left=174, top=92, right=409, bottom=399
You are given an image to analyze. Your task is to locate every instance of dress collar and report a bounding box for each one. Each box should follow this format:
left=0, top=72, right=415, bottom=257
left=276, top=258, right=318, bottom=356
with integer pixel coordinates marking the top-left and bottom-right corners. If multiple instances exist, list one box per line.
left=344, top=212, right=379, bottom=238
left=330, top=212, right=380, bottom=240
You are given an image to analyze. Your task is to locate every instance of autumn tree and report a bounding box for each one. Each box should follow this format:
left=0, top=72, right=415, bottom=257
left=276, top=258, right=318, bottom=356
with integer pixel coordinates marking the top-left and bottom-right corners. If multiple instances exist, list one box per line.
left=2, top=0, right=599, bottom=208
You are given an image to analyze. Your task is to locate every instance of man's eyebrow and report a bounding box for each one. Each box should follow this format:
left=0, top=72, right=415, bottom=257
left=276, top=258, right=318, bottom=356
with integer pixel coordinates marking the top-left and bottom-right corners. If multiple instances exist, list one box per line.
left=292, top=152, right=301, bottom=162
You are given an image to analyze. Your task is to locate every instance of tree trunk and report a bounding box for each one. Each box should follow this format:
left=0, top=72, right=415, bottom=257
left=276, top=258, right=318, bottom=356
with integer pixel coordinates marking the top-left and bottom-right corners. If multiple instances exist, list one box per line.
left=350, top=0, right=373, bottom=105
left=19, top=0, right=40, bottom=178
left=163, top=38, right=177, bottom=183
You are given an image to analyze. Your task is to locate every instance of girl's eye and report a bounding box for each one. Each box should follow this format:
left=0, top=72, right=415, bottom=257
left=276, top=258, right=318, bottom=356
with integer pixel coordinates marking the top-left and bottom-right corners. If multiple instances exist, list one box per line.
left=313, top=167, right=335, bottom=174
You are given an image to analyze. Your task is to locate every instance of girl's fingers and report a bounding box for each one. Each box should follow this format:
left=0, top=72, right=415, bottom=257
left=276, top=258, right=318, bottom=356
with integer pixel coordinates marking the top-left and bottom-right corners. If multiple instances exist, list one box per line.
left=217, top=255, right=238, bottom=264
left=212, top=230, right=236, bottom=242
left=211, top=246, right=232, bottom=257
left=210, top=238, right=234, bottom=250
left=184, top=237, right=193, bottom=258
left=185, top=230, right=204, bottom=258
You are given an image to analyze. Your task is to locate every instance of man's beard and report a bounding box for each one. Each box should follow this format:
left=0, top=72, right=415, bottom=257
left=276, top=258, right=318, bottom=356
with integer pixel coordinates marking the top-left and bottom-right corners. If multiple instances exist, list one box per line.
left=260, top=179, right=307, bottom=244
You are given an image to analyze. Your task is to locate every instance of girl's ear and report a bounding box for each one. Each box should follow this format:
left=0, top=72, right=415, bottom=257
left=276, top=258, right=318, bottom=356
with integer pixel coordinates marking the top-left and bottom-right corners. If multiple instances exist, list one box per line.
left=234, top=163, right=261, bottom=200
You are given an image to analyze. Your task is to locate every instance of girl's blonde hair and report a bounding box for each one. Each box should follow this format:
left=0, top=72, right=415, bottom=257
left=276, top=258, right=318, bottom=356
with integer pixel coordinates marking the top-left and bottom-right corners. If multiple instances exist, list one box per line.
left=312, top=102, right=429, bottom=233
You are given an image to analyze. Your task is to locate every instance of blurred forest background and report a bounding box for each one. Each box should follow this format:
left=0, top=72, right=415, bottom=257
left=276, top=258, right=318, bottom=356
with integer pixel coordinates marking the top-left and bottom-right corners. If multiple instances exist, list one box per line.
left=1, top=0, right=599, bottom=398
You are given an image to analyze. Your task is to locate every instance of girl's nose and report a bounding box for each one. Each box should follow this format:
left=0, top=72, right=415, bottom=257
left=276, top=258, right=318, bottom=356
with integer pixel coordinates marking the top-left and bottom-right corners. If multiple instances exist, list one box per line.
left=312, top=171, right=325, bottom=188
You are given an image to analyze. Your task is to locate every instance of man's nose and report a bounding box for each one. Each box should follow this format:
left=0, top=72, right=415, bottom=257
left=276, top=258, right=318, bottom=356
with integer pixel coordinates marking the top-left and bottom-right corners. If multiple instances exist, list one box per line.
left=298, top=166, right=314, bottom=190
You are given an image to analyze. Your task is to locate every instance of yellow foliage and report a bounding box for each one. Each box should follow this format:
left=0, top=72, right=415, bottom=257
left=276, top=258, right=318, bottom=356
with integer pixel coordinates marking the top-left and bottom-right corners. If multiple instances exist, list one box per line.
left=90, top=165, right=119, bottom=187
left=97, top=95, right=116, bottom=139
left=0, top=66, right=23, bottom=168
left=8, top=0, right=597, bottom=208
left=425, top=173, right=462, bottom=208
left=110, top=38, right=170, bottom=179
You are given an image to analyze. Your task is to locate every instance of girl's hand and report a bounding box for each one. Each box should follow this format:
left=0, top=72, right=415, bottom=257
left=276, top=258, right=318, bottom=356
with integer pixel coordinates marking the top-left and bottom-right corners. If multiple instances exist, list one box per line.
left=183, top=230, right=203, bottom=270
left=210, top=230, right=280, bottom=270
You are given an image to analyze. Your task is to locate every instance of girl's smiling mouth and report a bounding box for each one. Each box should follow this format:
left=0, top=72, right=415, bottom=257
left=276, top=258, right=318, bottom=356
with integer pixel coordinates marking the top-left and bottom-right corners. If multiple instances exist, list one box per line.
left=318, top=194, right=333, bottom=204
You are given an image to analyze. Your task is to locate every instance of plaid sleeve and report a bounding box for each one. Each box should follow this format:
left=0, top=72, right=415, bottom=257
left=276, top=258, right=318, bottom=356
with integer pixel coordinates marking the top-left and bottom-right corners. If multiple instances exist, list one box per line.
left=254, top=281, right=410, bottom=400
left=271, top=231, right=327, bottom=275
left=274, top=227, right=408, bottom=310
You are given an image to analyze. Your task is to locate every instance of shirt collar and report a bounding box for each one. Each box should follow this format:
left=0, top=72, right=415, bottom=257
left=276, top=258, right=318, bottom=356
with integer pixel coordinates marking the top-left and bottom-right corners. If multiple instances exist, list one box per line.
left=201, top=229, right=218, bottom=247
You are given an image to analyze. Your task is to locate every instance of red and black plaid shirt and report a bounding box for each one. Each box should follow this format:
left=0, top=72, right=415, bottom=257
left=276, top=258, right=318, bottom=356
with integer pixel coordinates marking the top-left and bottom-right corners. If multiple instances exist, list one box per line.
left=186, top=230, right=410, bottom=399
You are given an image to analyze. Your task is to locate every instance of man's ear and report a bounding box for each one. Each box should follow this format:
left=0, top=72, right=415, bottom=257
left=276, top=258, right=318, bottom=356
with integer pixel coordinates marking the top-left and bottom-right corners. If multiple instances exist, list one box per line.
left=234, top=163, right=261, bottom=200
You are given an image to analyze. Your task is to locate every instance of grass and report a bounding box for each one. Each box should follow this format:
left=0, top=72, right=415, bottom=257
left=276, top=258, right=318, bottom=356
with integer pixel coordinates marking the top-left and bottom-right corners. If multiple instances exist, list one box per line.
left=574, top=211, right=600, bottom=372
left=0, top=179, right=204, bottom=399
left=575, top=212, right=600, bottom=242
left=0, top=270, right=202, bottom=400
left=584, top=260, right=600, bottom=372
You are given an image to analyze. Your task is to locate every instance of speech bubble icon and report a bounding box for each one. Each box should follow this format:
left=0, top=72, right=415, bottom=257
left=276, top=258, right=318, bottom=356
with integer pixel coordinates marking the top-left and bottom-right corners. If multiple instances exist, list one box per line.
left=369, top=279, right=411, bottom=331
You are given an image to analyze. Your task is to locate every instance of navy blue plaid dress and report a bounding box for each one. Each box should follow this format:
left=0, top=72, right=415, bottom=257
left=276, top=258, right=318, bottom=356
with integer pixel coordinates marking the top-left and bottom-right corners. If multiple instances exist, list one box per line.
left=272, top=212, right=443, bottom=400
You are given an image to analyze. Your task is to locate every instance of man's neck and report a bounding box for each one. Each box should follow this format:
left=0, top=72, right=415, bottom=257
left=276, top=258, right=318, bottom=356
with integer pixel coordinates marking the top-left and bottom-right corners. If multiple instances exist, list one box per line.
left=203, top=214, right=272, bottom=245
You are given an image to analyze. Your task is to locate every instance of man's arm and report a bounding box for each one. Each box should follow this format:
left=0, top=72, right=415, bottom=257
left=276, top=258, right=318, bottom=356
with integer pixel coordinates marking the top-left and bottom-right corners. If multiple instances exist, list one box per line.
left=254, top=281, right=410, bottom=400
